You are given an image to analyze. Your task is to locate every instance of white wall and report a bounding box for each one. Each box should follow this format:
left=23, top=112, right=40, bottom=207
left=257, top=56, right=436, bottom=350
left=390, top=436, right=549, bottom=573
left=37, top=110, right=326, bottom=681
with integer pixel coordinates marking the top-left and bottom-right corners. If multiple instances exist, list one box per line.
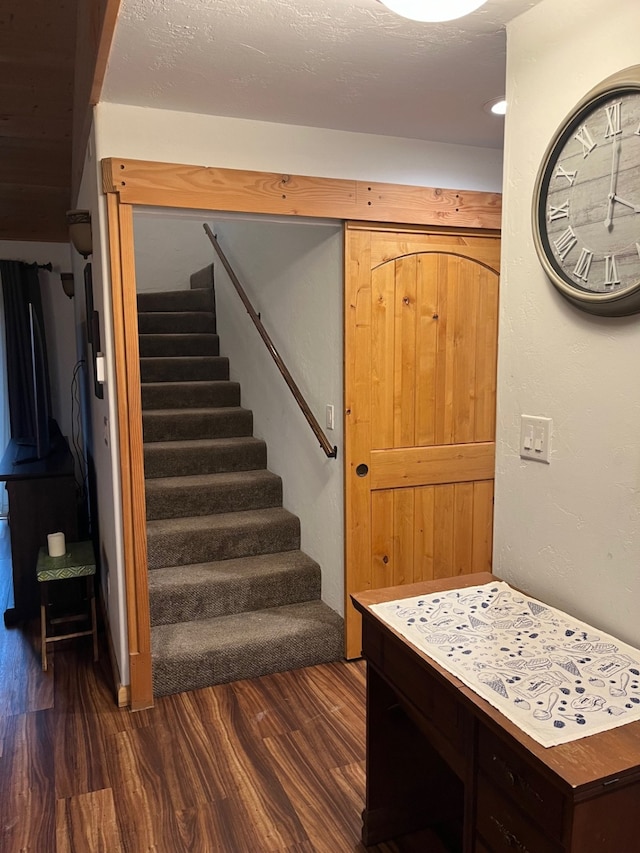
left=77, top=122, right=130, bottom=688
left=495, top=0, right=640, bottom=647
left=95, top=104, right=504, bottom=193
left=0, top=241, right=76, bottom=449
left=134, top=213, right=214, bottom=291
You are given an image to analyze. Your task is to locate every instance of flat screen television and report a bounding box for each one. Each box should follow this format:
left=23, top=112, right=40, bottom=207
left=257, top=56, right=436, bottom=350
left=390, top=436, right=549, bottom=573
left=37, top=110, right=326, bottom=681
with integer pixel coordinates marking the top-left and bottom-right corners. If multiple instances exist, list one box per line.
left=14, top=301, right=52, bottom=464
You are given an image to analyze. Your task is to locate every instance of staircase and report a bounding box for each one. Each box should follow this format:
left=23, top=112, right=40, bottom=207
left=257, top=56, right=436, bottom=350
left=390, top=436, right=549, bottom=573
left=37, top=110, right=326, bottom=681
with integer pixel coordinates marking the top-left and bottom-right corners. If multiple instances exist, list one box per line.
left=137, top=280, right=343, bottom=697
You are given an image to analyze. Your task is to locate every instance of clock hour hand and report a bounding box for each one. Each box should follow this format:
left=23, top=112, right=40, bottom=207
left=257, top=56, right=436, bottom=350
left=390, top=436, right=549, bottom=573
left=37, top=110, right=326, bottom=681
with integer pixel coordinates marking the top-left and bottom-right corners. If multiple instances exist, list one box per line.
left=613, top=195, right=640, bottom=213
left=604, top=141, right=621, bottom=229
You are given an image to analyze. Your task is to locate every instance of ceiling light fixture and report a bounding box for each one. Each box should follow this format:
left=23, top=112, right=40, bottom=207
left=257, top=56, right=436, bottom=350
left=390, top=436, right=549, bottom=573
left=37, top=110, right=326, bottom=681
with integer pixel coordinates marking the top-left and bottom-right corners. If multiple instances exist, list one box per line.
left=484, top=97, right=507, bottom=116
left=66, top=209, right=93, bottom=258
left=378, top=0, right=488, bottom=23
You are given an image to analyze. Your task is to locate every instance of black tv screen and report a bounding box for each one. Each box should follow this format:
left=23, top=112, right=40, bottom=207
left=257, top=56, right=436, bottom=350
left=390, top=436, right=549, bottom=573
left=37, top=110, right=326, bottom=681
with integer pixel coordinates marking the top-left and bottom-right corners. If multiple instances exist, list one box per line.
left=14, top=301, right=52, bottom=464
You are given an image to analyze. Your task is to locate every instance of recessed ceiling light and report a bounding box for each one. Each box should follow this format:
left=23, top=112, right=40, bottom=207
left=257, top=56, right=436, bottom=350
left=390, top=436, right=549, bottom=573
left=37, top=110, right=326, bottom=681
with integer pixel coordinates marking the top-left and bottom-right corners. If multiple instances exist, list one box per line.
left=378, top=0, right=488, bottom=23
left=485, top=98, right=507, bottom=116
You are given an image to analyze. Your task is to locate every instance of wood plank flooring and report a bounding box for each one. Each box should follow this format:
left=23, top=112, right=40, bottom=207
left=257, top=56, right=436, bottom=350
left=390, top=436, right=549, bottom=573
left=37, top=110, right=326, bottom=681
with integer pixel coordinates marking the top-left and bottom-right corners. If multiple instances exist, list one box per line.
left=0, top=521, right=447, bottom=852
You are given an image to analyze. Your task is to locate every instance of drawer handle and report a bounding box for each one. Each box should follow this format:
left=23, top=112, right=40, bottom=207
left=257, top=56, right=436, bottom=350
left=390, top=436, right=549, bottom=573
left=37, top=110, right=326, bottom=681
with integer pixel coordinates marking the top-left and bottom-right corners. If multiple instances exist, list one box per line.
left=492, top=754, right=543, bottom=803
left=490, top=816, right=531, bottom=853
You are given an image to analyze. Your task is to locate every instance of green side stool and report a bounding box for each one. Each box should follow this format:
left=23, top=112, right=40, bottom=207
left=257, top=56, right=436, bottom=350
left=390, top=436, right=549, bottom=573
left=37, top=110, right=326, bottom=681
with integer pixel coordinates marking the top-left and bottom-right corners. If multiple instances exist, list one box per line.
left=36, top=540, right=99, bottom=671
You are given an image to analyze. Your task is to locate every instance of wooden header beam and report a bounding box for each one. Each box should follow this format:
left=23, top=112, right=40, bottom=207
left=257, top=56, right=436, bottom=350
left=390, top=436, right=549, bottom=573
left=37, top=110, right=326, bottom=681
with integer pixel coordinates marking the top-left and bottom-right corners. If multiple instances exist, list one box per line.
left=101, top=158, right=502, bottom=230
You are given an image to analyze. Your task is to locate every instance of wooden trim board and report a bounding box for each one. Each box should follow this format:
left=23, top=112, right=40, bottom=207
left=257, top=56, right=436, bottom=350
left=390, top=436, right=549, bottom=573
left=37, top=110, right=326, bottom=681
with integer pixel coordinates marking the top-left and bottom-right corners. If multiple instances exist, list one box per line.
left=105, top=194, right=153, bottom=711
left=102, top=158, right=502, bottom=230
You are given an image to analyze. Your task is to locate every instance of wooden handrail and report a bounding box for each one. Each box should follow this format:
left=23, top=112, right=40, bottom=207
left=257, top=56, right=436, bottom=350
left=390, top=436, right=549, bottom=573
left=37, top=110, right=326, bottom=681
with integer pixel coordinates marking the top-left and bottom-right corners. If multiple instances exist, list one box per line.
left=204, top=224, right=338, bottom=459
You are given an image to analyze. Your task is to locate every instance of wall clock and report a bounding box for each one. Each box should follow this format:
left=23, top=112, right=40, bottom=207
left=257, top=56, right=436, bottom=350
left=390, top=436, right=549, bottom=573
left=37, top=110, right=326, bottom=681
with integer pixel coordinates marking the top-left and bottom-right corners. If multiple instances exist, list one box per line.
left=532, top=66, right=640, bottom=316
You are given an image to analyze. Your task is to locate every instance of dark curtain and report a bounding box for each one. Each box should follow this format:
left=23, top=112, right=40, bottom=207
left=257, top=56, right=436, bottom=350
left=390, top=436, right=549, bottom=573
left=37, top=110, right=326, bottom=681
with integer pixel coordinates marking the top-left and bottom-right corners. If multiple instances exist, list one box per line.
left=0, top=260, right=50, bottom=441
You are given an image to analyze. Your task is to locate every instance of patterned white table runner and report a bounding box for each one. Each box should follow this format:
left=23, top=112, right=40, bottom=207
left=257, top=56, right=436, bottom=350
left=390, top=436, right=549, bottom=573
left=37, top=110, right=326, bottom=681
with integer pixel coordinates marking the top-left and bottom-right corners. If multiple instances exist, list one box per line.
left=371, top=581, right=640, bottom=747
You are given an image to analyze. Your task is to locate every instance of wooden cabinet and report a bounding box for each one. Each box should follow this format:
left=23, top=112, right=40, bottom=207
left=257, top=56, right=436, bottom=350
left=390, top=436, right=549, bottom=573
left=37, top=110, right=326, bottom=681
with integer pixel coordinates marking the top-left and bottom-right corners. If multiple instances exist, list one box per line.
left=353, top=574, right=640, bottom=853
left=0, top=432, right=78, bottom=625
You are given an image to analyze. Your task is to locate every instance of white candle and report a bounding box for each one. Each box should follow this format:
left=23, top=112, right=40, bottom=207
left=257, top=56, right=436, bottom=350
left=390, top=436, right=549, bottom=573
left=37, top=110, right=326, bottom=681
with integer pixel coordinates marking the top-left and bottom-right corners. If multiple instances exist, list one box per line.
left=47, top=532, right=66, bottom=558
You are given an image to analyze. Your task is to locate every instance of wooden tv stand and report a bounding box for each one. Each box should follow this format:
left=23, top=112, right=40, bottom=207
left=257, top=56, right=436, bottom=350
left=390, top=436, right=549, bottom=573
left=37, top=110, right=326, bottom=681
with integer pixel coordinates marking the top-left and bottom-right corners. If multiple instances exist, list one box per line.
left=352, top=573, right=640, bottom=853
left=0, top=431, right=78, bottom=625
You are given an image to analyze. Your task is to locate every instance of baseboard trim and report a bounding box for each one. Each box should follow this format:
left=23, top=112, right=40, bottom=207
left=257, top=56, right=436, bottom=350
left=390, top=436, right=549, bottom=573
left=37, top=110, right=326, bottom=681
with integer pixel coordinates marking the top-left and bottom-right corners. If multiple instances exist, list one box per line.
left=100, top=594, right=130, bottom=708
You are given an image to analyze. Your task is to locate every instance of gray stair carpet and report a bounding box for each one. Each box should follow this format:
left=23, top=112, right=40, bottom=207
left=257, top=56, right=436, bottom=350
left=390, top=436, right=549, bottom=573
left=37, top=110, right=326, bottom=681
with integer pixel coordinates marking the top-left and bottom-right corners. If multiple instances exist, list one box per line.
left=138, top=282, right=343, bottom=697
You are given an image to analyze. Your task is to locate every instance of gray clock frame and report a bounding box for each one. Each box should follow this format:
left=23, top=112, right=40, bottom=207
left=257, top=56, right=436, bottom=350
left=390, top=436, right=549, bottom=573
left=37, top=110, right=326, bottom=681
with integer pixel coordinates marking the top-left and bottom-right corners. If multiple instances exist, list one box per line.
left=532, top=65, right=640, bottom=317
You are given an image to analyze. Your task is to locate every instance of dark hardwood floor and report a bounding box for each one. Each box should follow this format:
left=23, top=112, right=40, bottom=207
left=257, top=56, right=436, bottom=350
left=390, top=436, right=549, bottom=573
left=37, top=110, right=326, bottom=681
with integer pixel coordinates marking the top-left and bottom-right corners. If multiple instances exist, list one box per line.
left=0, top=521, right=446, bottom=852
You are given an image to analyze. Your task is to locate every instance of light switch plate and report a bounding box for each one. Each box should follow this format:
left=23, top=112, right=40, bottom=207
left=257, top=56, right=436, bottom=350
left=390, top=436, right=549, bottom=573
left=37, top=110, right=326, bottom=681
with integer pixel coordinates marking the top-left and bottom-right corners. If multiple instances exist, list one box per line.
left=326, top=404, right=335, bottom=431
left=520, top=415, right=552, bottom=463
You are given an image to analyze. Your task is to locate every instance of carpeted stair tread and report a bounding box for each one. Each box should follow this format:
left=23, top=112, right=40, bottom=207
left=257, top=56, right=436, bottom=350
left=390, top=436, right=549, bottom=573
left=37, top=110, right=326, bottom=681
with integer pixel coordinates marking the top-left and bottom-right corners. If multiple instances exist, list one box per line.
left=143, top=436, right=267, bottom=478
left=148, top=550, right=321, bottom=625
left=137, top=288, right=215, bottom=314
left=151, top=600, right=344, bottom=696
left=141, top=380, right=240, bottom=410
left=139, top=334, right=220, bottom=358
left=143, top=406, right=253, bottom=442
left=140, top=356, right=229, bottom=383
left=138, top=311, right=215, bottom=334
left=147, top=507, right=300, bottom=568
left=145, top=469, right=282, bottom=520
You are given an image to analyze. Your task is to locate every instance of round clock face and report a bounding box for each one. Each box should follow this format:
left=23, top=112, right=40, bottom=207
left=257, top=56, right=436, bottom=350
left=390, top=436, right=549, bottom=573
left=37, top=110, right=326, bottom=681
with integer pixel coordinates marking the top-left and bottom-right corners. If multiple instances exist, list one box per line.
left=533, top=72, right=640, bottom=315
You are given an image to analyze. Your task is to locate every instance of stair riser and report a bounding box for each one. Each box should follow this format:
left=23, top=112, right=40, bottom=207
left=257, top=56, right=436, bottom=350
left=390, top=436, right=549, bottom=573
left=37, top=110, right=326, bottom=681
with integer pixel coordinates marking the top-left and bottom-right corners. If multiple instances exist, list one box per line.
left=137, top=288, right=215, bottom=314
left=138, top=312, right=215, bottom=334
left=150, top=564, right=319, bottom=625
left=139, top=334, right=220, bottom=358
left=147, top=517, right=300, bottom=568
left=145, top=477, right=282, bottom=520
left=144, top=441, right=267, bottom=478
left=140, top=357, right=229, bottom=383
left=143, top=410, right=252, bottom=442
left=141, top=382, right=240, bottom=410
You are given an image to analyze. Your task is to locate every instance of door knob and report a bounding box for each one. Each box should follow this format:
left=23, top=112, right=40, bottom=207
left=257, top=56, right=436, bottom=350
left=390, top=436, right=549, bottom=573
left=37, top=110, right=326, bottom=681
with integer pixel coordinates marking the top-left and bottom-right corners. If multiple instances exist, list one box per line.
left=356, top=463, right=369, bottom=477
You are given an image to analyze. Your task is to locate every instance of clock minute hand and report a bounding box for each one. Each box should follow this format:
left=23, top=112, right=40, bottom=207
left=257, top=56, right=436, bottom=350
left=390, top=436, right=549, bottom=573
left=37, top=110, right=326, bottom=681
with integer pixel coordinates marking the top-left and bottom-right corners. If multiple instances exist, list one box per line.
left=604, top=141, right=621, bottom=229
left=613, top=195, right=640, bottom=213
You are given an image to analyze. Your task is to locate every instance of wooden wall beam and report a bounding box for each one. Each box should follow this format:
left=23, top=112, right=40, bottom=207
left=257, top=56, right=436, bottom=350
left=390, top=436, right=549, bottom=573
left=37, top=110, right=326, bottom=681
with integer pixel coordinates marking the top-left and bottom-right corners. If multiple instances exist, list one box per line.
left=101, top=158, right=502, bottom=230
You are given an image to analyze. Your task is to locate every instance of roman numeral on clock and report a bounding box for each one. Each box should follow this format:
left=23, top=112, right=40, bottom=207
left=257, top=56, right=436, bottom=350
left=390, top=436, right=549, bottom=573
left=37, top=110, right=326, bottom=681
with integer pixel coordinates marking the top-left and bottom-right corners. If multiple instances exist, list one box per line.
left=548, top=200, right=570, bottom=222
left=604, top=255, right=620, bottom=286
left=553, top=226, right=577, bottom=261
left=605, top=102, right=622, bottom=138
left=573, top=248, right=593, bottom=282
left=574, top=124, right=597, bottom=157
left=555, top=165, right=577, bottom=185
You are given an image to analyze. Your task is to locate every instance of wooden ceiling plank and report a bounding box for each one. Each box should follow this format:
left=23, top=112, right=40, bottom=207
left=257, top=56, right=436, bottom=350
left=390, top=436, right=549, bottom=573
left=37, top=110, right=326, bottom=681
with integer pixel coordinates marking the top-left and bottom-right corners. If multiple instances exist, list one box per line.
left=0, top=0, right=78, bottom=52
left=0, top=146, right=71, bottom=188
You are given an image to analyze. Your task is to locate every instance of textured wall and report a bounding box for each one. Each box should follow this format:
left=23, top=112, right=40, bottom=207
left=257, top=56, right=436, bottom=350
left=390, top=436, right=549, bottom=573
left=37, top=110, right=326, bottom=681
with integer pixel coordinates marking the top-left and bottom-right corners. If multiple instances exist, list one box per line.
left=95, top=103, right=504, bottom=193
left=495, top=0, right=640, bottom=646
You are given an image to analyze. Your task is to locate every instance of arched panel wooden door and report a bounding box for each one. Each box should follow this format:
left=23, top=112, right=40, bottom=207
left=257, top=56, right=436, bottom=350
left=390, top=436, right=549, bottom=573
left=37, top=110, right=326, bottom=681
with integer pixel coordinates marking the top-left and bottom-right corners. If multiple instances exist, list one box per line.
left=344, top=225, right=500, bottom=658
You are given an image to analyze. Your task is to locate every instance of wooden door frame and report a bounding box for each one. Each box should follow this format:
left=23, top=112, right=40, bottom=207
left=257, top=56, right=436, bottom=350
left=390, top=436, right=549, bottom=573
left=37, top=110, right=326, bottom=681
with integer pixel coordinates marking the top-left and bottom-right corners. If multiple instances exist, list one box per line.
left=101, top=157, right=501, bottom=709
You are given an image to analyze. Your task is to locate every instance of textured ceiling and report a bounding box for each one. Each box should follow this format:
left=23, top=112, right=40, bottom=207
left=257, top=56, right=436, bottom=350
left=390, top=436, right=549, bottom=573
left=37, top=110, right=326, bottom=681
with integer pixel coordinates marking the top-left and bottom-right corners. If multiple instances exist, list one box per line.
left=102, top=0, right=543, bottom=151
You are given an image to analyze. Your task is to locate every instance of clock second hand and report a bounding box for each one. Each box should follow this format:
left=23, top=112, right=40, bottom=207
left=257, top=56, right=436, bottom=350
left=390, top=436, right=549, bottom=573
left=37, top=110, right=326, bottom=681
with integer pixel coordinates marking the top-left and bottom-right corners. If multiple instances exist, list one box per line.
left=604, top=140, right=621, bottom=229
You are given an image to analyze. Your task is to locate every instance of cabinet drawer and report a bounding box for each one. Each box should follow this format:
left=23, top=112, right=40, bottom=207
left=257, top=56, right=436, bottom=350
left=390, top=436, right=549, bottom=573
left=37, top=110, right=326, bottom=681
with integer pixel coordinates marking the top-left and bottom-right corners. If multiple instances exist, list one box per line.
left=478, top=727, right=565, bottom=838
left=476, top=776, right=561, bottom=853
